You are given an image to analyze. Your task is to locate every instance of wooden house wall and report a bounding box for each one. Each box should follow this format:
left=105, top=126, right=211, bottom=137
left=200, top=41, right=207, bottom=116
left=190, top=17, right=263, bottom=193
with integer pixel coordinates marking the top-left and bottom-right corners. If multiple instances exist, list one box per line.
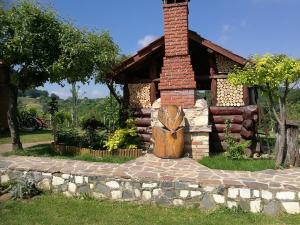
left=122, top=51, right=257, bottom=152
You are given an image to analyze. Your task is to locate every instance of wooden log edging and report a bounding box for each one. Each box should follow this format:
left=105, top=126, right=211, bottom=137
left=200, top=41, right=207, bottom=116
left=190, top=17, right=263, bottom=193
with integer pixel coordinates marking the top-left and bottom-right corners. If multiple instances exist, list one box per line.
left=51, top=143, right=144, bottom=158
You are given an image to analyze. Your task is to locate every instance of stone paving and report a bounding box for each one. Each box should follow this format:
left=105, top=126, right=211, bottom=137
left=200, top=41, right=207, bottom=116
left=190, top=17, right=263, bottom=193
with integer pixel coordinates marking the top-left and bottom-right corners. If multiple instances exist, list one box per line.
left=0, top=154, right=299, bottom=191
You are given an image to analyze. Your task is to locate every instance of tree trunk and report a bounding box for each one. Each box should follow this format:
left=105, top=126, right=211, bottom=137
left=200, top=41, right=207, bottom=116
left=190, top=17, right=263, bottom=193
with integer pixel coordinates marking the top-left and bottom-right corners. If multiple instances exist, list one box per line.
left=7, top=84, right=23, bottom=150
left=71, top=83, right=78, bottom=127
left=275, top=123, right=287, bottom=166
left=285, top=123, right=299, bottom=167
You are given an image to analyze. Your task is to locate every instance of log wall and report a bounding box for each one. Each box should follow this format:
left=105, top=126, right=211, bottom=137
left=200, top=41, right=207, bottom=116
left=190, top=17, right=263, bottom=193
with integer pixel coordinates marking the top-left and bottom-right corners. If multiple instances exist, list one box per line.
left=133, top=108, right=152, bottom=149
left=210, top=105, right=258, bottom=153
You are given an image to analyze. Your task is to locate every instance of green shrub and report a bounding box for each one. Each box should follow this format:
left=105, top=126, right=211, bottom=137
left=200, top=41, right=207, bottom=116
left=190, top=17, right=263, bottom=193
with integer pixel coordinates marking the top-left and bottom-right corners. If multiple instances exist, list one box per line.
left=224, top=120, right=251, bottom=160
left=10, top=178, right=41, bottom=199
left=105, top=119, right=141, bottom=151
left=55, top=129, right=82, bottom=147
left=55, top=128, right=107, bottom=150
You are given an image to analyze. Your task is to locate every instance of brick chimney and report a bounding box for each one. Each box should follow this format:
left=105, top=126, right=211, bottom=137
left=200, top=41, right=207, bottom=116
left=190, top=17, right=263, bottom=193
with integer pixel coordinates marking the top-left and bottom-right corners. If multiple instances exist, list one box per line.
left=159, top=0, right=196, bottom=108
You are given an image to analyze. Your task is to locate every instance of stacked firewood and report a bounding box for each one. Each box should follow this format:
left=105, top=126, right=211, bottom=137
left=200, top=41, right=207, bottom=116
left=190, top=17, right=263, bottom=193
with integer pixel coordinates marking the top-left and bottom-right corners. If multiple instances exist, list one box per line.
left=216, top=54, right=239, bottom=73
left=128, top=83, right=151, bottom=108
left=216, top=79, right=244, bottom=107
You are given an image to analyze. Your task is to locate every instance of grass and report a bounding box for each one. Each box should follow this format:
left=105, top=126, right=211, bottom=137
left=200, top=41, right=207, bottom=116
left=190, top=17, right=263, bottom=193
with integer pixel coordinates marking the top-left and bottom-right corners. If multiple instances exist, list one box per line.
left=0, top=130, right=53, bottom=145
left=199, top=154, right=277, bottom=171
left=4, top=144, right=134, bottom=164
left=0, top=194, right=299, bottom=225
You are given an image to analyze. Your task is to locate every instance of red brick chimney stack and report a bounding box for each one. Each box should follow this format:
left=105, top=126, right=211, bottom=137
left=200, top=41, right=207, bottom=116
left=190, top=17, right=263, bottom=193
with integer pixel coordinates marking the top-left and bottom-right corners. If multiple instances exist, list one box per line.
left=159, top=0, right=196, bottom=108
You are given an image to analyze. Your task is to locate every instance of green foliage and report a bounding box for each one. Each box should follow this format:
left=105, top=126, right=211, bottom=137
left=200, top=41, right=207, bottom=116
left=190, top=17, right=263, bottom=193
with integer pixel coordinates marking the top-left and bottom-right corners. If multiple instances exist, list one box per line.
left=0, top=0, right=62, bottom=89
left=228, top=54, right=300, bottom=99
left=105, top=119, right=141, bottom=151
left=10, top=178, right=41, bottom=199
left=54, top=111, right=72, bottom=128
left=19, top=88, right=49, bottom=98
left=55, top=128, right=108, bottom=150
left=224, top=120, right=250, bottom=160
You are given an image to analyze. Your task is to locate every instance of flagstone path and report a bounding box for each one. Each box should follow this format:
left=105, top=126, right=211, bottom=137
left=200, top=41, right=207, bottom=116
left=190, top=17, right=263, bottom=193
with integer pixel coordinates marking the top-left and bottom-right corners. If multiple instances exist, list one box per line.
left=1, top=154, right=299, bottom=191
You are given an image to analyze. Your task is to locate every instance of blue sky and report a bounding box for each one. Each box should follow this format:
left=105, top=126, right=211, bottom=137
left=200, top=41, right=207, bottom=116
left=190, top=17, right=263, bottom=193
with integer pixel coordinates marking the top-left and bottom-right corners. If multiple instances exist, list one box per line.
left=36, top=0, right=300, bottom=99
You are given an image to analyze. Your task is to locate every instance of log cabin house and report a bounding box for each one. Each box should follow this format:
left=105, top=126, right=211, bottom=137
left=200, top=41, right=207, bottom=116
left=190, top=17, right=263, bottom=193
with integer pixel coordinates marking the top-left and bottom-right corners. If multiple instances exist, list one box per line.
left=112, top=0, right=259, bottom=159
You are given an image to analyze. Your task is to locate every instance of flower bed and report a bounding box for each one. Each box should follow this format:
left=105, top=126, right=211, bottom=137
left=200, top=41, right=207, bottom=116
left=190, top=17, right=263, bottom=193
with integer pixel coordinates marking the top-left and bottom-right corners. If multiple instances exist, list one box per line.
left=51, top=143, right=144, bottom=158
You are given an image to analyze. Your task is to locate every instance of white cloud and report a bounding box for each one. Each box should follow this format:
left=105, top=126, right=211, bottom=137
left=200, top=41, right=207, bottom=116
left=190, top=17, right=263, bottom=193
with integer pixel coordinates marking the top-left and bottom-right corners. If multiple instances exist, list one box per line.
left=219, top=24, right=232, bottom=43
left=137, top=35, right=157, bottom=48
left=52, top=88, right=71, bottom=99
left=223, top=24, right=231, bottom=32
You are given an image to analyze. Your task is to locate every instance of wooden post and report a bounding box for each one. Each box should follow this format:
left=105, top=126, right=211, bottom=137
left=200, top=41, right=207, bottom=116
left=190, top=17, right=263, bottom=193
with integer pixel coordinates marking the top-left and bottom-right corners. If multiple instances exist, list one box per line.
left=286, top=121, right=300, bottom=167
left=243, top=86, right=250, bottom=106
left=208, top=53, right=218, bottom=106
left=123, top=83, right=130, bottom=106
left=149, top=62, right=158, bottom=104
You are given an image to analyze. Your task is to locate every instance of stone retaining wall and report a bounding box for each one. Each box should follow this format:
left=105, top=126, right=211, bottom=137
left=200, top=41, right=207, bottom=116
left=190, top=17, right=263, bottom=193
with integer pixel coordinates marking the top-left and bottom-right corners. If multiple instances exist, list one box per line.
left=1, top=169, right=299, bottom=215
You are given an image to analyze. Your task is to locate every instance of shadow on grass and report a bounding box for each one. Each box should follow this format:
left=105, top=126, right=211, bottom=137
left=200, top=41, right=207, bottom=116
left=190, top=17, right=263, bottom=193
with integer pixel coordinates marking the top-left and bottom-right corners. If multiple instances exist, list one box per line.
left=4, top=144, right=134, bottom=164
left=0, top=130, right=52, bottom=139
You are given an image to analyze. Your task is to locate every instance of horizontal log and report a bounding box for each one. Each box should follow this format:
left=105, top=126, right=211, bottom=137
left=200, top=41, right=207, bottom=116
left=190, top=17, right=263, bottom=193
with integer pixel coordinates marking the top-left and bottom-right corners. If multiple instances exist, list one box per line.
left=241, top=127, right=255, bottom=140
left=210, top=107, right=244, bottom=115
left=210, top=132, right=241, bottom=142
left=137, top=127, right=152, bottom=134
left=243, top=105, right=258, bottom=120
left=212, top=124, right=242, bottom=133
left=138, top=133, right=151, bottom=142
left=134, top=118, right=151, bottom=127
left=133, top=108, right=151, bottom=117
left=242, top=119, right=254, bottom=130
left=210, top=115, right=244, bottom=124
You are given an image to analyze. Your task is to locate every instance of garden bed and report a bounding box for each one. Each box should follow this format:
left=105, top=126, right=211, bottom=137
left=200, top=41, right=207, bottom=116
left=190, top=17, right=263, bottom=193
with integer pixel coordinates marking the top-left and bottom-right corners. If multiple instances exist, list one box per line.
left=4, top=144, right=137, bottom=164
left=51, top=143, right=144, bottom=158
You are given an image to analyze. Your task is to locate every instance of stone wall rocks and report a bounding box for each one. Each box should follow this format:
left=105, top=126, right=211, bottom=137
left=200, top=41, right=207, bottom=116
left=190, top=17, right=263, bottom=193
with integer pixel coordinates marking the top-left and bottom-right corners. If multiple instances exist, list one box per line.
left=1, top=169, right=299, bottom=215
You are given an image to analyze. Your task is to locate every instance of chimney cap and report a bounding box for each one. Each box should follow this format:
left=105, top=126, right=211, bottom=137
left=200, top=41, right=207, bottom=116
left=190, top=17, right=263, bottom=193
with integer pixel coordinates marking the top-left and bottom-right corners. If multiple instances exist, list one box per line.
left=162, top=0, right=190, bottom=4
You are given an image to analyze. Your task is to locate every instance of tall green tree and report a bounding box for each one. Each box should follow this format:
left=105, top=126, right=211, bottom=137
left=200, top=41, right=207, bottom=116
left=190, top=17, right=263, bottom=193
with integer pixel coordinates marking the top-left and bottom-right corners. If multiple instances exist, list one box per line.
left=0, top=1, right=62, bottom=150
left=228, top=54, right=300, bottom=166
left=0, top=0, right=119, bottom=150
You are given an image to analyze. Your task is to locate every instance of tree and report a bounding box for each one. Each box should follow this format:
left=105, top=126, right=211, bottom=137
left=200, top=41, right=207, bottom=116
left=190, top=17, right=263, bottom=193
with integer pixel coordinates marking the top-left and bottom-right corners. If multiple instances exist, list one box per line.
left=228, top=54, right=300, bottom=166
left=0, top=1, right=62, bottom=150
left=1, top=1, right=120, bottom=150
left=70, top=83, right=79, bottom=127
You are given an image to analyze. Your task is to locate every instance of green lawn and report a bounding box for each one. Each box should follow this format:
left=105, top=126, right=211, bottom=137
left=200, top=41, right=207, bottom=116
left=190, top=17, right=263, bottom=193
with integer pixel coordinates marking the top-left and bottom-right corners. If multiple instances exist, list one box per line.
left=199, top=155, right=277, bottom=171
left=0, top=195, right=299, bottom=225
left=4, top=144, right=134, bottom=164
left=0, top=130, right=53, bottom=145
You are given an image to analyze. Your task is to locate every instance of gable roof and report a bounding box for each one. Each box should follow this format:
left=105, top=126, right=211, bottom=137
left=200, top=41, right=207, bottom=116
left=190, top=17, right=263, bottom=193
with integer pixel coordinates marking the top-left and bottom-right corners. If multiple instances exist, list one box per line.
left=112, top=30, right=247, bottom=77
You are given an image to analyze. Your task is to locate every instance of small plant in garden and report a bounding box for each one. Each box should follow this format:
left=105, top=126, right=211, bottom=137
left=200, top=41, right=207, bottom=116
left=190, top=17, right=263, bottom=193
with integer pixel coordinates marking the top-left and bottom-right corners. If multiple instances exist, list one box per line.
left=2, top=178, right=41, bottom=200
left=224, top=120, right=250, bottom=160
left=81, top=117, right=107, bottom=150
left=105, top=119, right=141, bottom=151
left=48, top=94, right=59, bottom=142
